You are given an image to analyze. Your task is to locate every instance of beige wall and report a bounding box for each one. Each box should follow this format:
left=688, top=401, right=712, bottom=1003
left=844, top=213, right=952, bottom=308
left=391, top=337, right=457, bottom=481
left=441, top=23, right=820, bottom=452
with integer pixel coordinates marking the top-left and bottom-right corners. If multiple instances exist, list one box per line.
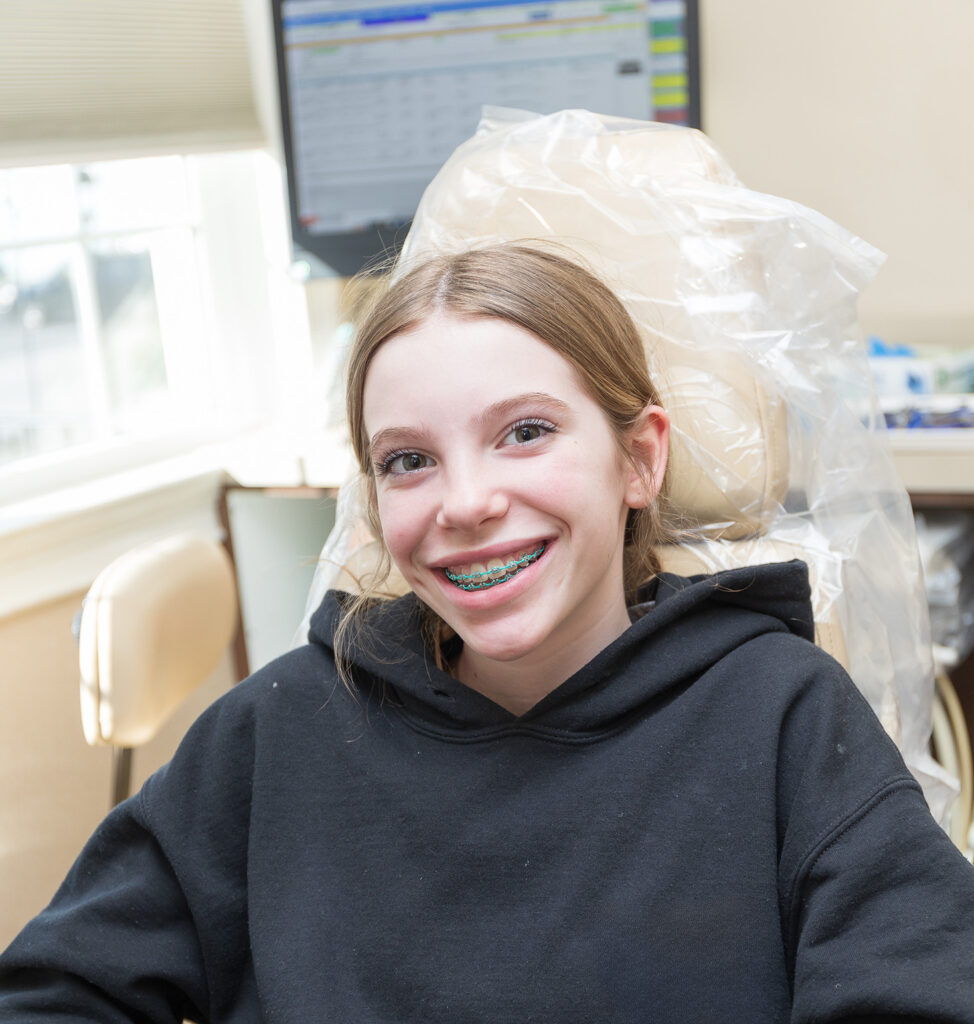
left=699, top=0, right=974, bottom=348
left=0, top=592, right=234, bottom=949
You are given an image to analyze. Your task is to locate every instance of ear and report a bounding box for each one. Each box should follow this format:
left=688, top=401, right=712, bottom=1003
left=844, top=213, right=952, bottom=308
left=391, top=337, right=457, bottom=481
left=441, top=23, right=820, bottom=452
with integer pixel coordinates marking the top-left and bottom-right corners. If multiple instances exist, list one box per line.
left=623, top=405, right=670, bottom=510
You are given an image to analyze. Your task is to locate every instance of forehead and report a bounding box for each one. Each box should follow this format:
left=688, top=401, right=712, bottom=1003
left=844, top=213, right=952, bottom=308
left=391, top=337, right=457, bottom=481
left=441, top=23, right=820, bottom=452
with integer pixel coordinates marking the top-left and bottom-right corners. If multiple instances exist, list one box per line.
left=362, top=313, right=588, bottom=429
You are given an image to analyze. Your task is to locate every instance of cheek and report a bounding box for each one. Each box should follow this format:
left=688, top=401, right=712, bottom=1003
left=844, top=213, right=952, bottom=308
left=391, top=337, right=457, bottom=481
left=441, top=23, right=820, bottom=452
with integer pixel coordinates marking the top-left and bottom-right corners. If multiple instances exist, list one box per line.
left=533, top=444, right=630, bottom=512
left=375, top=490, right=426, bottom=565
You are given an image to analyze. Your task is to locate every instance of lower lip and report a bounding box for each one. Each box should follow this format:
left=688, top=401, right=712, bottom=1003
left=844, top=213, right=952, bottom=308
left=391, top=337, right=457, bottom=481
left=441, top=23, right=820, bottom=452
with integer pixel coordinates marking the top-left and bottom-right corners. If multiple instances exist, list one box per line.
left=435, top=542, right=550, bottom=607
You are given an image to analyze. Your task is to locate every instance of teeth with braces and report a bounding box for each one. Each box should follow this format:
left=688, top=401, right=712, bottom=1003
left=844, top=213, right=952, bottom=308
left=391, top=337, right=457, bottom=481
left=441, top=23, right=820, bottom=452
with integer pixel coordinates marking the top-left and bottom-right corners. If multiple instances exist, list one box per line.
left=445, top=544, right=545, bottom=591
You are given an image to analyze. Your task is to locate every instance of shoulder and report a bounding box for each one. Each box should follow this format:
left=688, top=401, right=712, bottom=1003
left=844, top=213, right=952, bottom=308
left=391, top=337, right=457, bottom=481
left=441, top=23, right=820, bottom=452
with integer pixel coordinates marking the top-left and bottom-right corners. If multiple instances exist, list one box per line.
left=682, top=620, right=876, bottom=751
left=718, top=635, right=964, bottom=980
left=728, top=629, right=917, bottom=798
left=140, top=640, right=362, bottom=828
left=708, top=624, right=886, bottom=742
left=687, top=625, right=922, bottom=858
left=158, top=642, right=336, bottom=750
left=188, top=637, right=363, bottom=735
left=752, top=634, right=929, bottom=908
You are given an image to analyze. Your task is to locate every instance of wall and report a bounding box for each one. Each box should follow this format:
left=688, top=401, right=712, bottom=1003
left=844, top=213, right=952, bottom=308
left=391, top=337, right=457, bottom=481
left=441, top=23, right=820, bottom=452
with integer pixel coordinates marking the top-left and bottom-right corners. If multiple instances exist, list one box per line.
left=699, top=0, right=974, bottom=348
left=0, top=592, right=234, bottom=949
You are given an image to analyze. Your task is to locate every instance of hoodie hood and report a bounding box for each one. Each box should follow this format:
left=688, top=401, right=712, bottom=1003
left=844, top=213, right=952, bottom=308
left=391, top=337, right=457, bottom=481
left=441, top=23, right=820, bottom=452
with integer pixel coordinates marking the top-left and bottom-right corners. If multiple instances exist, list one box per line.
left=308, top=560, right=815, bottom=736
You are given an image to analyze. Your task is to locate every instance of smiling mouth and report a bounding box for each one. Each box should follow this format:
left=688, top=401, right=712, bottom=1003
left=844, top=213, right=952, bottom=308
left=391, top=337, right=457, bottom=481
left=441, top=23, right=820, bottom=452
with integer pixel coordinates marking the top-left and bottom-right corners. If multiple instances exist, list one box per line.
left=444, top=544, right=546, bottom=591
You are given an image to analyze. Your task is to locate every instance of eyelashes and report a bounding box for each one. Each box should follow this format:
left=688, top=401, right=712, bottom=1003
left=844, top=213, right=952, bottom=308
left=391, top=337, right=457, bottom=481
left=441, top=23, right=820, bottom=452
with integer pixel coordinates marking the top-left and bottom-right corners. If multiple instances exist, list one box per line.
left=504, top=417, right=557, bottom=445
left=372, top=417, right=558, bottom=478
left=374, top=449, right=431, bottom=477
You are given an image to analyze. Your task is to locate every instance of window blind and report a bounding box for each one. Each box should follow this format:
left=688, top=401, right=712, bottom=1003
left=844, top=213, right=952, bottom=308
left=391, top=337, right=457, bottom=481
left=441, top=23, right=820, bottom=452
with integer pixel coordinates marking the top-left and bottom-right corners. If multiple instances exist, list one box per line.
left=0, top=0, right=265, bottom=168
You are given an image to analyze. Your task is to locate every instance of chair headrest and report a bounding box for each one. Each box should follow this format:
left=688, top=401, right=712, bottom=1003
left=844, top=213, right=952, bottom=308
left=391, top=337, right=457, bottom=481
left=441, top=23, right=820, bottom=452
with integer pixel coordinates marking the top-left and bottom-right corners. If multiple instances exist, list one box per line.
left=398, top=109, right=790, bottom=538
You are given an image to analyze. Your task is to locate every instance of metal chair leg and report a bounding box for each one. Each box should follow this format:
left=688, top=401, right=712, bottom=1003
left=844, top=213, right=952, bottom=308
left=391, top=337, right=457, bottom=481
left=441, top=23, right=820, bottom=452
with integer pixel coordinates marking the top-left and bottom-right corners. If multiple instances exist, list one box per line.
left=111, top=746, right=133, bottom=808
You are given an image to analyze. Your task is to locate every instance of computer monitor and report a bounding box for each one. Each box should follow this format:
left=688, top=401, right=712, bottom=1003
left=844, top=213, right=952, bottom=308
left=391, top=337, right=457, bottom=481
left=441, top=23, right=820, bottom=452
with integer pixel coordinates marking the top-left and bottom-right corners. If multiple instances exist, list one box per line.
left=271, top=0, right=701, bottom=276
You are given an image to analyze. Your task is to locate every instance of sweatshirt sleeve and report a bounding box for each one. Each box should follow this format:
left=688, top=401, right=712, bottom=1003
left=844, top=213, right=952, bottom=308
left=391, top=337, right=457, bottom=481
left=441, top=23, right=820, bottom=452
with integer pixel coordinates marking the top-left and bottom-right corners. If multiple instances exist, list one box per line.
left=789, top=780, right=974, bottom=1024
left=0, top=796, right=209, bottom=1022
left=0, top=679, right=259, bottom=1023
left=774, top=649, right=974, bottom=1023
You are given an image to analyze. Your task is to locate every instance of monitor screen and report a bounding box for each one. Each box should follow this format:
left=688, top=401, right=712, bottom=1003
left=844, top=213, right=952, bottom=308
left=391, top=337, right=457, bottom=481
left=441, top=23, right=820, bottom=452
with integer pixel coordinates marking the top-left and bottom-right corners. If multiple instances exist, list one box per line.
left=272, top=0, right=701, bottom=276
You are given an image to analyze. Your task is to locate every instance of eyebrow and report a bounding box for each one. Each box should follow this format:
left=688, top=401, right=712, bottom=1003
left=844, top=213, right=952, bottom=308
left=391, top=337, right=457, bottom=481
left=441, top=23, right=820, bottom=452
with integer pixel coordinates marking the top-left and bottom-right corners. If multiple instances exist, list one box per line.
left=476, top=392, right=571, bottom=429
left=368, top=392, right=571, bottom=454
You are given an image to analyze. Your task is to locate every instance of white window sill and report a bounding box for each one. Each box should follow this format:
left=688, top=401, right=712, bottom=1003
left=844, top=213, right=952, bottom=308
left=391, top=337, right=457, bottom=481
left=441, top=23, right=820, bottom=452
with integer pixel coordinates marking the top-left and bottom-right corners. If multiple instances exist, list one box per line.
left=0, top=427, right=355, bottom=620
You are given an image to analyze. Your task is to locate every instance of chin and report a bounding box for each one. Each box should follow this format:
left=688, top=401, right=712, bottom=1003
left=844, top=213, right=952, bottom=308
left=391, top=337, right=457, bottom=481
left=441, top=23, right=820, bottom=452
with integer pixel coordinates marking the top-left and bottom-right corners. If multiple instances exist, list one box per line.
left=453, top=620, right=553, bottom=664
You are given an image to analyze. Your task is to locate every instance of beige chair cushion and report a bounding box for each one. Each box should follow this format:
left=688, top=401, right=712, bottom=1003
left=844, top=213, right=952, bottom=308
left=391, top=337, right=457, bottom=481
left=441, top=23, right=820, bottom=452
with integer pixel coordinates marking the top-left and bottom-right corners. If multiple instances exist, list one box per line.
left=79, top=534, right=237, bottom=748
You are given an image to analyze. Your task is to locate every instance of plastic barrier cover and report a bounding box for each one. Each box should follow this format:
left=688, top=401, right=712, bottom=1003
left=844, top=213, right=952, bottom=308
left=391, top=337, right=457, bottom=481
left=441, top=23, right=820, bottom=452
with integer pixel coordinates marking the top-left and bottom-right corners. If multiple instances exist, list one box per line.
left=299, top=108, right=954, bottom=822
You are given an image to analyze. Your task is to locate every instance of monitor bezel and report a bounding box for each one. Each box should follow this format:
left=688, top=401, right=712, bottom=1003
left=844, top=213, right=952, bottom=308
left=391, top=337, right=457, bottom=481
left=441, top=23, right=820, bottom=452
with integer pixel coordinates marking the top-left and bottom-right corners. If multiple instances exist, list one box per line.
left=270, top=0, right=702, bottom=277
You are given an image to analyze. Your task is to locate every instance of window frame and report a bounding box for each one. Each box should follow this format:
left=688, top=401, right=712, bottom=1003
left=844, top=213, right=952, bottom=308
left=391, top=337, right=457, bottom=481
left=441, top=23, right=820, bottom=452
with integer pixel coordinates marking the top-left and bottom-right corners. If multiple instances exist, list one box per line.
left=0, top=149, right=307, bottom=503
left=0, top=149, right=320, bottom=618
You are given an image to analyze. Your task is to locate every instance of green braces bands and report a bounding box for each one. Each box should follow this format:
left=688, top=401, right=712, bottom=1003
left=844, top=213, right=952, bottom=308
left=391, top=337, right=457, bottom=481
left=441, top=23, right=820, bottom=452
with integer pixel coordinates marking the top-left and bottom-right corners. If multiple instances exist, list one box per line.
left=445, top=545, right=546, bottom=591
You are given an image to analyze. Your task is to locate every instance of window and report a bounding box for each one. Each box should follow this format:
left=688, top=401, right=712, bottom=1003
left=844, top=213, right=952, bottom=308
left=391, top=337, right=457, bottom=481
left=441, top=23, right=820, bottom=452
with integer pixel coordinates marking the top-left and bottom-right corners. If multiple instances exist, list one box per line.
left=0, top=156, right=219, bottom=467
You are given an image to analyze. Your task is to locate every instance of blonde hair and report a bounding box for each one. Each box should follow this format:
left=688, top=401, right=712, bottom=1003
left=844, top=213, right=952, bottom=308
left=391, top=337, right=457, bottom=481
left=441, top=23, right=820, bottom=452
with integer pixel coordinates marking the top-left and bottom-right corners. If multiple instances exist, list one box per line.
left=337, top=243, right=673, bottom=675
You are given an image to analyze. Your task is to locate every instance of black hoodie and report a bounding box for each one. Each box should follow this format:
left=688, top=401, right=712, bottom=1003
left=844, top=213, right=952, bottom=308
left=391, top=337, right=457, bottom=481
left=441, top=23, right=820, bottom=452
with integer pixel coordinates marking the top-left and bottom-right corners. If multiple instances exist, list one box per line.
left=3, top=562, right=974, bottom=1023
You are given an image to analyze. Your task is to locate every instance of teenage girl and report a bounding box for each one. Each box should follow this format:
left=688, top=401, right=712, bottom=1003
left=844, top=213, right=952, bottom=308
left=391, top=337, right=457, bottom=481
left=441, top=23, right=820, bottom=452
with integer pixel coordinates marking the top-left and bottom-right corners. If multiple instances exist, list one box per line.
left=2, top=244, right=974, bottom=1022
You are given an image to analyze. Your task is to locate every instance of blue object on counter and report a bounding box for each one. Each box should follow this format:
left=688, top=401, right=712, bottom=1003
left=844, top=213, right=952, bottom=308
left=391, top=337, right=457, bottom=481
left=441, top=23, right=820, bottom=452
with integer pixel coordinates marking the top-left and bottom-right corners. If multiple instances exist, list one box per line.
left=884, top=405, right=974, bottom=429
left=869, top=335, right=916, bottom=358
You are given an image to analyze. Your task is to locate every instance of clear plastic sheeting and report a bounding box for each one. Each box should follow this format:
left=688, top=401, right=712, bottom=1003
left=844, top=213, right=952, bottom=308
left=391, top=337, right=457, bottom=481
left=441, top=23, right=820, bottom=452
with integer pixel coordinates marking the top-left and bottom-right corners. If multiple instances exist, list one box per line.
left=916, top=510, right=974, bottom=669
left=300, top=108, right=954, bottom=821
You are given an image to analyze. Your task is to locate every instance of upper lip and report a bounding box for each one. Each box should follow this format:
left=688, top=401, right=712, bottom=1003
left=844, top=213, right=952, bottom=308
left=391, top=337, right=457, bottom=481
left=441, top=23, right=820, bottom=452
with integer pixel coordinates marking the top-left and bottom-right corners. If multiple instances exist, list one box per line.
left=433, top=538, right=549, bottom=569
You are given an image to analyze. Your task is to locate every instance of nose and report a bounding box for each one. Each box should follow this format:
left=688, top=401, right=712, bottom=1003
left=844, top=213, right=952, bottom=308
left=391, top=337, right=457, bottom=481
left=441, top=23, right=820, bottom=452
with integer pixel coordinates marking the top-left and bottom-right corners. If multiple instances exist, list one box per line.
left=435, top=461, right=509, bottom=531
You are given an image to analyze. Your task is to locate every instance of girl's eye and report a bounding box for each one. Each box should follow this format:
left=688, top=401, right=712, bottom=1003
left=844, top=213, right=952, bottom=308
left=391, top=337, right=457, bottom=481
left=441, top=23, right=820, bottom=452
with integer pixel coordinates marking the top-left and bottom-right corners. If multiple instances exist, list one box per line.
left=378, top=451, right=433, bottom=476
left=513, top=424, right=542, bottom=443
left=503, top=419, right=556, bottom=446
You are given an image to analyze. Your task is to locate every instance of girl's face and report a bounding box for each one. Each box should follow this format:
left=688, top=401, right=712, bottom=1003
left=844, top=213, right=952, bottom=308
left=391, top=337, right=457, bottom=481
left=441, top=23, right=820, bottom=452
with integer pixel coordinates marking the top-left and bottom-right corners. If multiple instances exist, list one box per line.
left=362, top=312, right=667, bottom=705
